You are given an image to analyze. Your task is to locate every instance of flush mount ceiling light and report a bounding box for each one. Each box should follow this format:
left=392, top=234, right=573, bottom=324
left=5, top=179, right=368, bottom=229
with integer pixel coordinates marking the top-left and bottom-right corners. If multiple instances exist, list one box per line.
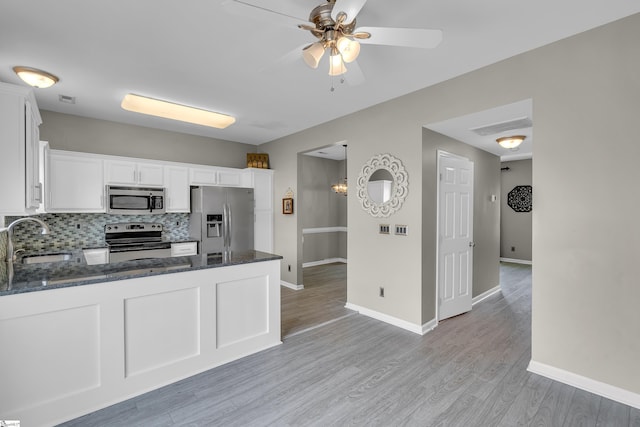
left=497, top=135, right=526, bottom=149
left=121, top=94, right=235, bottom=129
left=233, top=0, right=443, bottom=80
left=13, top=66, right=59, bottom=88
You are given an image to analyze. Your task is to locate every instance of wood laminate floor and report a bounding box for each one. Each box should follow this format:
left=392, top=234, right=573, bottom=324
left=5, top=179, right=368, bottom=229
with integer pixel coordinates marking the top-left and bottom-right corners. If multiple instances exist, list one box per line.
left=60, top=263, right=640, bottom=426
left=281, top=262, right=353, bottom=337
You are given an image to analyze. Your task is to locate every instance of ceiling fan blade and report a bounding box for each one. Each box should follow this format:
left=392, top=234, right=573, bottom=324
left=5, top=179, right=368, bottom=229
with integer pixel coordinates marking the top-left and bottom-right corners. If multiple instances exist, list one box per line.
left=257, top=43, right=307, bottom=73
left=344, top=60, right=365, bottom=86
left=355, top=27, right=443, bottom=49
left=222, top=0, right=309, bottom=28
left=331, top=0, right=368, bottom=24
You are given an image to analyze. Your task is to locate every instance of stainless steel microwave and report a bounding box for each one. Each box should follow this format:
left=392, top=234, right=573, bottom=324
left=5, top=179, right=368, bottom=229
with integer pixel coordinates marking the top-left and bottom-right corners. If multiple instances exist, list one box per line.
left=106, top=186, right=165, bottom=215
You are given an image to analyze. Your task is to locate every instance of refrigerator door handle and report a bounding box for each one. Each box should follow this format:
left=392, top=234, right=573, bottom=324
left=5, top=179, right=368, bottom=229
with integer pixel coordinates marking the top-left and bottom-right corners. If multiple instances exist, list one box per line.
left=227, top=203, right=232, bottom=248
left=223, top=203, right=232, bottom=249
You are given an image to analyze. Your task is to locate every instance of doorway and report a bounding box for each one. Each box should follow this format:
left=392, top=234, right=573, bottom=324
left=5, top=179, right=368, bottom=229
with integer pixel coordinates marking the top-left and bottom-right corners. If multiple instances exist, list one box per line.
left=281, top=143, right=350, bottom=337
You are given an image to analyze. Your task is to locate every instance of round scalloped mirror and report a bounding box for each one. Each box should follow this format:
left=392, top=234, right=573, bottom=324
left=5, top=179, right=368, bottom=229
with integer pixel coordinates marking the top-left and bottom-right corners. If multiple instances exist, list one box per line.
left=356, top=153, right=409, bottom=217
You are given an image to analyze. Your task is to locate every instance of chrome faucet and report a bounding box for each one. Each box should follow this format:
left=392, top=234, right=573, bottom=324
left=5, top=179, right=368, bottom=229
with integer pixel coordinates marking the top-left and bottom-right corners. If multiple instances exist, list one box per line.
left=0, top=217, right=51, bottom=263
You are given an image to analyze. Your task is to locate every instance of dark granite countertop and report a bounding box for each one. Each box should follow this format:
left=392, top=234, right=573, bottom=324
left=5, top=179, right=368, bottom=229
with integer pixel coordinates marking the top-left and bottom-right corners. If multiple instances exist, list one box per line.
left=0, top=249, right=282, bottom=296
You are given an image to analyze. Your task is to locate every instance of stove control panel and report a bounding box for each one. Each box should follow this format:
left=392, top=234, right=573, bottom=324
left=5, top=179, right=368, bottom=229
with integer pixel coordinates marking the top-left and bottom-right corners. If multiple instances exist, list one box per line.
left=105, top=223, right=163, bottom=233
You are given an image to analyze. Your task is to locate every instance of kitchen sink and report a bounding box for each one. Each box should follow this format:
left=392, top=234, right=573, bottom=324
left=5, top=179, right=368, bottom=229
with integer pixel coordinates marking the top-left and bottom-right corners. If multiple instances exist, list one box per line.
left=21, top=252, right=74, bottom=264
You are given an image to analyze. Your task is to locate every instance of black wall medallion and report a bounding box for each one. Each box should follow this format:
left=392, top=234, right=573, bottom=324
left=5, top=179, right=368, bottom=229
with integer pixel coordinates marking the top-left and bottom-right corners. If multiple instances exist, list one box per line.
left=508, top=185, right=532, bottom=212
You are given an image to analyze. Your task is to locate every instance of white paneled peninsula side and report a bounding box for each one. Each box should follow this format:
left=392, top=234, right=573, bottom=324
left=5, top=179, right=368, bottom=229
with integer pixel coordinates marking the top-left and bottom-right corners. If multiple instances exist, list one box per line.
left=0, top=252, right=281, bottom=427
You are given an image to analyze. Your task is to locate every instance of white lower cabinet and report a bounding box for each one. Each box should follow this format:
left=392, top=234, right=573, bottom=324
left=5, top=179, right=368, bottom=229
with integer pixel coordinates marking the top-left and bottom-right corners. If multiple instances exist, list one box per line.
left=0, top=261, right=281, bottom=427
left=46, top=150, right=105, bottom=212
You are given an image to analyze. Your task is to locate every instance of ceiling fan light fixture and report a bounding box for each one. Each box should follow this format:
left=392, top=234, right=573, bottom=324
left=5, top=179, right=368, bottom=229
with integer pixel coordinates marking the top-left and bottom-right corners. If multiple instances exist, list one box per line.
left=328, top=48, right=347, bottom=76
left=13, top=66, right=59, bottom=88
left=336, top=37, right=360, bottom=63
left=496, top=135, right=526, bottom=149
left=302, top=42, right=325, bottom=69
left=121, top=93, right=235, bottom=129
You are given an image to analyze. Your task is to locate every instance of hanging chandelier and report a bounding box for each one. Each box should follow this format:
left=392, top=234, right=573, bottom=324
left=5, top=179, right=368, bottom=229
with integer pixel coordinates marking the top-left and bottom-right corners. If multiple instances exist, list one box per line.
left=331, top=144, right=348, bottom=195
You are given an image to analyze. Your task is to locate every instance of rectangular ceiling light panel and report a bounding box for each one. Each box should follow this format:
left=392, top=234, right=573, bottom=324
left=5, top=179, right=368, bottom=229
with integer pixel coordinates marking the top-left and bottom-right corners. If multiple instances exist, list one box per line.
left=121, top=94, right=235, bottom=129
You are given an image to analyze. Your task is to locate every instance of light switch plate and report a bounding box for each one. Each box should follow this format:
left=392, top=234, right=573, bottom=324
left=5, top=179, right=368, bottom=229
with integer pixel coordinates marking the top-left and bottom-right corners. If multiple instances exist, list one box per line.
left=395, top=225, right=408, bottom=236
left=379, top=224, right=390, bottom=234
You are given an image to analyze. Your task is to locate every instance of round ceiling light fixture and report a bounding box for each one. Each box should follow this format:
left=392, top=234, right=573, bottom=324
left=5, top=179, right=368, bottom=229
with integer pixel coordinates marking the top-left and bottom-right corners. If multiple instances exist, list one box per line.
left=13, top=66, right=59, bottom=88
left=496, top=135, right=526, bottom=149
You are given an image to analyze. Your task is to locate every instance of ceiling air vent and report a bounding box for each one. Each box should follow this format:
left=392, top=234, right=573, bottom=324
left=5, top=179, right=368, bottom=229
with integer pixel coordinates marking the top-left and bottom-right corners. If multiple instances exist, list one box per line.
left=470, top=117, right=532, bottom=136
left=58, top=94, right=76, bottom=104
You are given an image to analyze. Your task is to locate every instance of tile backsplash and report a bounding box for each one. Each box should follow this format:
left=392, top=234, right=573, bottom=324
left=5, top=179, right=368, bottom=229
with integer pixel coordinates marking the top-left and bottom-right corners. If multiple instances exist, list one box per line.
left=2, top=212, right=191, bottom=252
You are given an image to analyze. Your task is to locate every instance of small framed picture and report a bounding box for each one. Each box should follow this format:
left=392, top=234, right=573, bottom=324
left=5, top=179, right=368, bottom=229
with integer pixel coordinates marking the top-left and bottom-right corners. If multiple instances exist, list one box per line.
left=282, top=198, right=294, bottom=214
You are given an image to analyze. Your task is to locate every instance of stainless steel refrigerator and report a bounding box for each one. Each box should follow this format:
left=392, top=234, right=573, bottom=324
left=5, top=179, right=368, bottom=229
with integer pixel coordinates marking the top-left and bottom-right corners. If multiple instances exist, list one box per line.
left=189, top=186, right=254, bottom=254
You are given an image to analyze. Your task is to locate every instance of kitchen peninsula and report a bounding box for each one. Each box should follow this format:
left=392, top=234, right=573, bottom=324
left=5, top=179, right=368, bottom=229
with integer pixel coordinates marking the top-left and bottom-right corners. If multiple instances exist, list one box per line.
left=0, top=250, right=282, bottom=427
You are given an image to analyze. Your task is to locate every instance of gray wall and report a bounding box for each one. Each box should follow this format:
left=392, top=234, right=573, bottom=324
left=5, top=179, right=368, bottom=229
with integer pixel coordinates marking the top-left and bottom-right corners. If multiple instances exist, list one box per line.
left=261, top=13, right=640, bottom=396
left=300, top=155, right=347, bottom=264
left=500, top=159, right=532, bottom=261
left=421, top=130, right=501, bottom=322
left=40, top=110, right=257, bottom=168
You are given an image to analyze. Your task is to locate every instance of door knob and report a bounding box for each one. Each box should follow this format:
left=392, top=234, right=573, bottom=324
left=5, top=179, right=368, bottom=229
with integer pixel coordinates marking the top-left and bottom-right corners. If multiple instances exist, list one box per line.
left=469, top=241, right=476, bottom=247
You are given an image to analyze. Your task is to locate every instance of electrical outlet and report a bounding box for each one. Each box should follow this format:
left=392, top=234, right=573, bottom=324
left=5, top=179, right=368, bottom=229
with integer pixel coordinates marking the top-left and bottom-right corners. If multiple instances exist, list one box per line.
left=379, top=287, right=385, bottom=297
left=379, top=224, right=390, bottom=234
left=395, top=225, right=408, bottom=236
left=511, top=246, right=515, bottom=252
left=76, top=223, right=81, bottom=229
left=288, top=264, right=291, bottom=272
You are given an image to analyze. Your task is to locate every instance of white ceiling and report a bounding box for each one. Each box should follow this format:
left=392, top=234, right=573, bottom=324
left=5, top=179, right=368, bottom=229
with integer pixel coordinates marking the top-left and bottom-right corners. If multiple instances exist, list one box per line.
left=1, top=1, right=639, bottom=147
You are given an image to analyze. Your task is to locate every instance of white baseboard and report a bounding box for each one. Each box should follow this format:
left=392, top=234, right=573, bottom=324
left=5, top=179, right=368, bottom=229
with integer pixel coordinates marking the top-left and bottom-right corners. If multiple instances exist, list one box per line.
left=421, top=318, right=438, bottom=335
left=280, top=280, right=303, bottom=290
left=472, top=285, right=501, bottom=306
left=500, top=257, right=532, bottom=265
left=528, top=360, right=640, bottom=410
left=345, top=303, right=436, bottom=336
left=303, top=258, right=347, bottom=268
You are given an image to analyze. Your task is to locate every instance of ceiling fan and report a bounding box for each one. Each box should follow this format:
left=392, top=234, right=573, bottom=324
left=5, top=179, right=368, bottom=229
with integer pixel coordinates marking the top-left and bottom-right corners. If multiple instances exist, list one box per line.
left=230, top=0, right=443, bottom=78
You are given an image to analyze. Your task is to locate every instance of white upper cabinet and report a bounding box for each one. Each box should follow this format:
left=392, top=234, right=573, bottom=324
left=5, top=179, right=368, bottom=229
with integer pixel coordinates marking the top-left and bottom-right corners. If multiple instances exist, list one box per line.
left=164, top=166, right=190, bottom=212
left=189, top=166, right=252, bottom=187
left=0, top=82, right=42, bottom=215
left=189, top=167, right=217, bottom=186
left=105, top=160, right=164, bottom=187
left=252, top=168, right=274, bottom=211
left=46, top=150, right=105, bottom=212
left=251, top=168, right=274, bottom=253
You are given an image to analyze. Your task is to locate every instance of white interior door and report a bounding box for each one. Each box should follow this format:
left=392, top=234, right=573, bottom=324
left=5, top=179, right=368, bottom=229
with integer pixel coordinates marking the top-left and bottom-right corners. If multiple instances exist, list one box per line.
left=437, top=152, right=474, bottom=320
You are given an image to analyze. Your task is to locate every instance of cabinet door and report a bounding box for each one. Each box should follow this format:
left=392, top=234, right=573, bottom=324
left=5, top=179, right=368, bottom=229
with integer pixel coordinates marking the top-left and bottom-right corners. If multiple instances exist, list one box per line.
left=47, top=151, right=105, bottom=212
left=137, top=162, right=164, bottom=186
left=105, top=160, right=137, bottom=185
left=24, top=100, right=41, bottom=209
left=165, top=166, right=190, bottom=212
left=0, top=84, right=41, bottom=215
left=217, top=170, right=243, bottom=186
left=254, top=211, right=273, bottom=253
left=252, top=169, right=273, bottom=211
left=189, top=167, right=217, bottom=185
